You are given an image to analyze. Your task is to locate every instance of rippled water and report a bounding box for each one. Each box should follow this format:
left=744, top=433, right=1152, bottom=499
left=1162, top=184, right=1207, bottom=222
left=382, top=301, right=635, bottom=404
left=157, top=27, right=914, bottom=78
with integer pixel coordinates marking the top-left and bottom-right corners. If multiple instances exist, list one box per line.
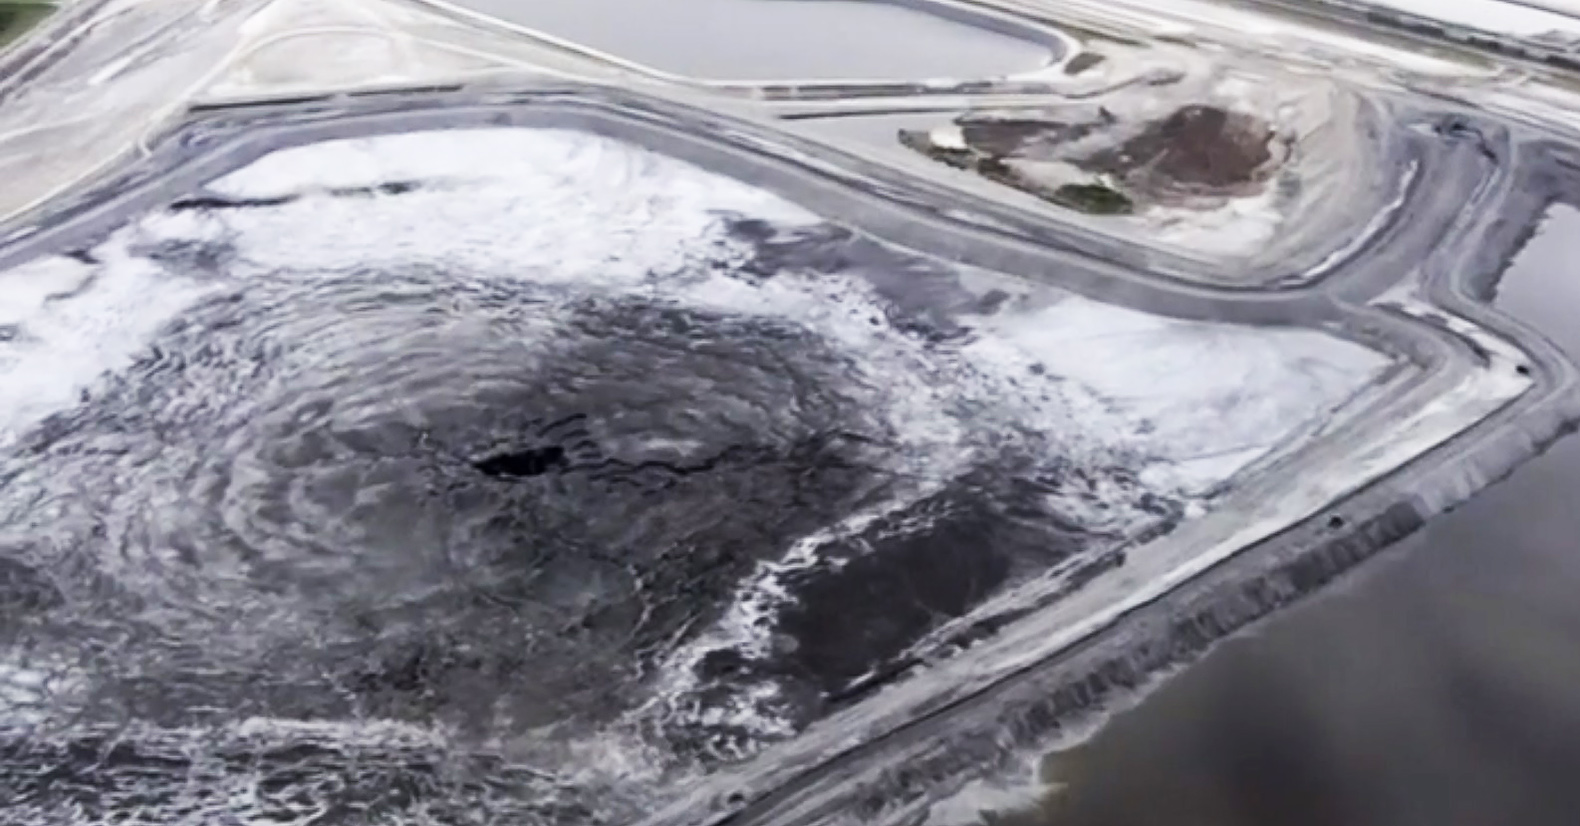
left=1005, top=206, right=1580, bottom=826
left=0, top=125, right=1384, bottom=824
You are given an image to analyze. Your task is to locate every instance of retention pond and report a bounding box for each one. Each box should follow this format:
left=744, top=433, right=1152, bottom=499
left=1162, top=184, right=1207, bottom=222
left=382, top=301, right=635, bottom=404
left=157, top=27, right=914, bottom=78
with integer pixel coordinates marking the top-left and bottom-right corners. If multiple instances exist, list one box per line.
left=1007, top=205, right=1580, bottom=826
left=448, top=0, right=1055, bottom=80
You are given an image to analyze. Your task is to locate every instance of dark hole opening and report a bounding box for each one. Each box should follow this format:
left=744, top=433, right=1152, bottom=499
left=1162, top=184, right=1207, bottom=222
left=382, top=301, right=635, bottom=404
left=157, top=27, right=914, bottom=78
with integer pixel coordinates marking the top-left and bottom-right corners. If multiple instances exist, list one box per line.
left=474, top=445, right=568, bottom=478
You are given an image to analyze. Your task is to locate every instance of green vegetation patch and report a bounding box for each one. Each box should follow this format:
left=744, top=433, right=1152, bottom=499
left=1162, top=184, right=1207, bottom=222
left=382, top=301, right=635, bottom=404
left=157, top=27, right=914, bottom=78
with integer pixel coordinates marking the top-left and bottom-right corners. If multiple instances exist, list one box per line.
left=0, top=2, right=52, bottom=49
left=900, top=128, right=1138, bottom=217
left=1050, top=182, right=1134, bottom=215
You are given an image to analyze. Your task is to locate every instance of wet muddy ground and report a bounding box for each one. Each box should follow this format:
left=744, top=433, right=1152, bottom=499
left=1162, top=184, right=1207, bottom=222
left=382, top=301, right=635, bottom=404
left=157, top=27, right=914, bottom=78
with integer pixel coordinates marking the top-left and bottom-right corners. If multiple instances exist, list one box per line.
left=1011, top=206, right=1580, bottom=826
left=899, top=105, right=1282, bottom=214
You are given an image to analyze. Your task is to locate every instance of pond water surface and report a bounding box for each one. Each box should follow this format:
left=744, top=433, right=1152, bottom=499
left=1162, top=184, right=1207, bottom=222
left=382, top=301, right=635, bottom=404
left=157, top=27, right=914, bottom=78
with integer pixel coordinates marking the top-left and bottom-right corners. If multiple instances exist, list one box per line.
left=451, top=0, right=1052, bottom=80
left=1011, top=206, right=1580, bottom=826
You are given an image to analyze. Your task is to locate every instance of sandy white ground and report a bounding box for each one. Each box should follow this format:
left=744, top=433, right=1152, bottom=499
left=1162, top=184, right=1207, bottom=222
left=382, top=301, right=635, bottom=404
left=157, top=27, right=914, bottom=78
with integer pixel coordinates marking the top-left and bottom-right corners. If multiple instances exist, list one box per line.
left=1362, top=0, right=1580, bottom=40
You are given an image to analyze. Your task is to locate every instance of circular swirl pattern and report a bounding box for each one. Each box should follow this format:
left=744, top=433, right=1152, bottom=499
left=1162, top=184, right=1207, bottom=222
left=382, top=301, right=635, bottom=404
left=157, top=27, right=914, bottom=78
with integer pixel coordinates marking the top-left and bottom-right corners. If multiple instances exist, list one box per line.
left=0, top=126, right=1371, bottom=825
left=2, top=265, right=937, bottom=737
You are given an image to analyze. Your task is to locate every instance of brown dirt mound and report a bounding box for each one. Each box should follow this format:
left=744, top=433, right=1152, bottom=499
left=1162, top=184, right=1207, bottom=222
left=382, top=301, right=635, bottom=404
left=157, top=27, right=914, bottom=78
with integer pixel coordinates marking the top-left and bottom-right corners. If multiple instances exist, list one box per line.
left=1080, top=105, right=1276, bottom=189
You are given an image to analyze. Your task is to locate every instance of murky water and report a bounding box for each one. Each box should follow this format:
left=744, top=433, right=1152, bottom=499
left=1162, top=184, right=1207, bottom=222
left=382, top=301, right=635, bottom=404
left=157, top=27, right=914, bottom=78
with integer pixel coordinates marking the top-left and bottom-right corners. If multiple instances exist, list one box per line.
left=0, top=121, right=1394, bottom=824
left=450, top=0, right=1051, bottom=80
left=1007, top=206, right=1580, bottom=826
